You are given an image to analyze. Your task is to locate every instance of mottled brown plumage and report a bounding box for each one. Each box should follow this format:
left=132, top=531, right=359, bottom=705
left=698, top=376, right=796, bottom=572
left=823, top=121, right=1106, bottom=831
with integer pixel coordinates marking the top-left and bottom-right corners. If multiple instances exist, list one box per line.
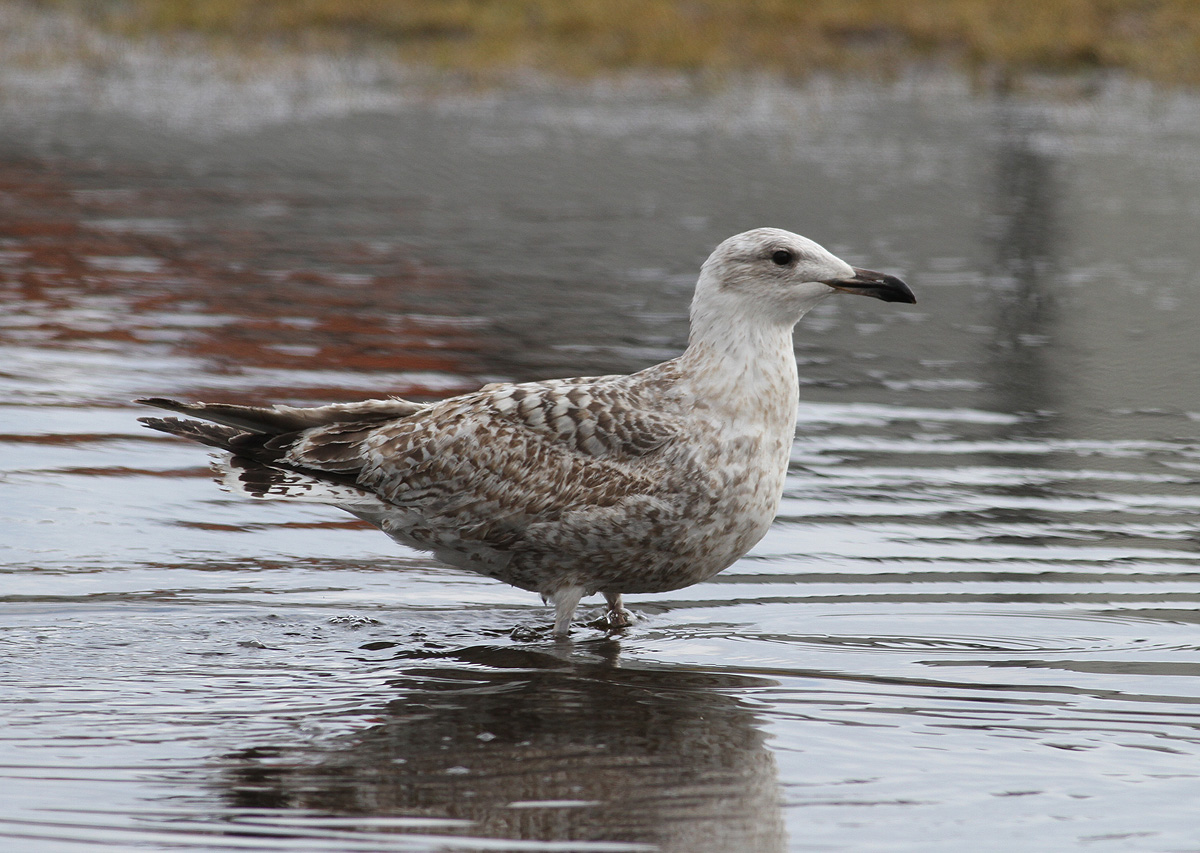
left=138, top=228, right=914, bottom=635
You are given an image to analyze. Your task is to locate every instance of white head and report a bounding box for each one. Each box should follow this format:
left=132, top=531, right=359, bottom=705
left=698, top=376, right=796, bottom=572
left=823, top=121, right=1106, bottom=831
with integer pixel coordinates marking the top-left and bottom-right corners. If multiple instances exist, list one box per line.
left=689, top=228, right=914, bottom=344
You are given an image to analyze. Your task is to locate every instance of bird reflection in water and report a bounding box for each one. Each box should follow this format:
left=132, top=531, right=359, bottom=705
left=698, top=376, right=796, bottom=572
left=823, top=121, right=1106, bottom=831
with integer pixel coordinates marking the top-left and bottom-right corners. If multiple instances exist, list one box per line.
left=218, top=642, right=785, bottom=852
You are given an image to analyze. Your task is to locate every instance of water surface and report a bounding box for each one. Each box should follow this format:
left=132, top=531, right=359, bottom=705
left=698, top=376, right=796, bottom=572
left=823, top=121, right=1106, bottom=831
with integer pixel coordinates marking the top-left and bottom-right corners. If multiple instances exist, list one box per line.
left=3, top=41, right=1200, bottom=852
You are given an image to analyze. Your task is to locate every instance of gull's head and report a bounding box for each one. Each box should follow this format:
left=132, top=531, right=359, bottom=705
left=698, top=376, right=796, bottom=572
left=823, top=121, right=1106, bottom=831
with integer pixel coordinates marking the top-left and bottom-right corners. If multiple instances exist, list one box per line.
left=692, top=228, right=915, bottom=334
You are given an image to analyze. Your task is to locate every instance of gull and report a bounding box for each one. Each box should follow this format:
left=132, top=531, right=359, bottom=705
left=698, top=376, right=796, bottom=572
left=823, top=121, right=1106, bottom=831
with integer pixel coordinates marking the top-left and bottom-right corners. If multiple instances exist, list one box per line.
left=138, top=228, right=914, bottom=636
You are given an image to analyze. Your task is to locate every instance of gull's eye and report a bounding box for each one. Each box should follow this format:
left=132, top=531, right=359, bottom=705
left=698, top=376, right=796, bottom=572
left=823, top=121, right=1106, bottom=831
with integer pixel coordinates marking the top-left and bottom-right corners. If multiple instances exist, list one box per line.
left=771, top=249, right=794, bottom=266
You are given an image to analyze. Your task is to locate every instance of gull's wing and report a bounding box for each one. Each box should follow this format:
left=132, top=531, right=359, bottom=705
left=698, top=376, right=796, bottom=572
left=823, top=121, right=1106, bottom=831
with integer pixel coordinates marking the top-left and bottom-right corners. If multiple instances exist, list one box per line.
left=136, top=396, right=427, bottom=433
left=281, top=376, right=685, bottom=518
left=138, top=369, right=687, bottom=539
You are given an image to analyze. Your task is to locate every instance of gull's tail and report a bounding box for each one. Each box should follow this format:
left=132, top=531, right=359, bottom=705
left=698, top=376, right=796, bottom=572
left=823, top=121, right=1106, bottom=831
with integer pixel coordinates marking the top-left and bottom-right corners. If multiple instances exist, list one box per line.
left=136, top=397, right=402, bottom=513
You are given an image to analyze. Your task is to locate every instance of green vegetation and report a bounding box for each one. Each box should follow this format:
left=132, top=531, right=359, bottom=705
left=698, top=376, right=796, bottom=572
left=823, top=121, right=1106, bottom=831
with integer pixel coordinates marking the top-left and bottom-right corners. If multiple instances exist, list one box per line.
left=41, top=0, right=1200, bottom=85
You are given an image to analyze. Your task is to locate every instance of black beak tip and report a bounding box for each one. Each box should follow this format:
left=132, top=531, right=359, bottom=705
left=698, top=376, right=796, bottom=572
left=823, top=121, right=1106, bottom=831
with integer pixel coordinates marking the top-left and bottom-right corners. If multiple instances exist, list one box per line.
left=879, top=274, right=917, bottom=304
left=837, top=267, right=916, bottom=304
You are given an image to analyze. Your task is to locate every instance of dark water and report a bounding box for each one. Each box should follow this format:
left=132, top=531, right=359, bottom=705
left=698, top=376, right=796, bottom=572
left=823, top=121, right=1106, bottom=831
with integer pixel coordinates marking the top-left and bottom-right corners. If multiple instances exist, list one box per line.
left=3, top=31, right=1200, bottom=851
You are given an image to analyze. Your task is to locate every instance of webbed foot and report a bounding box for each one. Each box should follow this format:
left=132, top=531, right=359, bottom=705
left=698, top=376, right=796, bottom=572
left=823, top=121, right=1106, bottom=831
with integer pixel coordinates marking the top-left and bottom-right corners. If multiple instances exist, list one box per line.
left=588, top=592, right=635, bottom=632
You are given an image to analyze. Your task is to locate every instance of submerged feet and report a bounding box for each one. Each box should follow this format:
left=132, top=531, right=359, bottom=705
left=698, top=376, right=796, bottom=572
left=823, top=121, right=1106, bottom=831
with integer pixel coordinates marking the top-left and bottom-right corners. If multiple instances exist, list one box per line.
left=596, top=592, right=634, bottom=630
left=582, top=592, right=635, bottom=634
left=545, top=588, right=634, bottom=638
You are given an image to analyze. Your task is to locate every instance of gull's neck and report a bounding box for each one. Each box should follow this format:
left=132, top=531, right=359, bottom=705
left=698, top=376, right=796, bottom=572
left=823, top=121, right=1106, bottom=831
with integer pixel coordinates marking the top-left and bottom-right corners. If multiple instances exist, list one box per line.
left=678, top=308, right=801, bottom=419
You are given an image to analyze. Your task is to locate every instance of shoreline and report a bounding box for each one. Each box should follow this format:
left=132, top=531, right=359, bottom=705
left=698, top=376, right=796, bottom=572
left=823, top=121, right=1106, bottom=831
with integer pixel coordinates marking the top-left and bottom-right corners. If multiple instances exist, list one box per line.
left=23, top=0, right=1200, bottom=90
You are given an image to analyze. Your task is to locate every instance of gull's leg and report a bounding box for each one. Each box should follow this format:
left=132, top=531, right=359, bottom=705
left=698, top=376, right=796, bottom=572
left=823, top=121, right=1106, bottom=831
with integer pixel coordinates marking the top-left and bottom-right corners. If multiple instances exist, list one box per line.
left=602, top=592, right=634, bottom=629
left=551, top=586, right=585, bottom=638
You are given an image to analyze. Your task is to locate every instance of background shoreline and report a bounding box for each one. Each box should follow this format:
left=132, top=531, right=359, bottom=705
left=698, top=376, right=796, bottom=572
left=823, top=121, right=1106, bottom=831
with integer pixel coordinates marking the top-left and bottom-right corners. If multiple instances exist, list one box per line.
left=21, top=0, right=1200, bottom=90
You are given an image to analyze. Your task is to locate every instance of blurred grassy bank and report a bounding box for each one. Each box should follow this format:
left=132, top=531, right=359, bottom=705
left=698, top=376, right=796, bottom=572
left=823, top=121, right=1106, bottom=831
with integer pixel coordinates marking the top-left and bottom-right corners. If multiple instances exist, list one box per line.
left=38, top=0, right=1200, bottom=86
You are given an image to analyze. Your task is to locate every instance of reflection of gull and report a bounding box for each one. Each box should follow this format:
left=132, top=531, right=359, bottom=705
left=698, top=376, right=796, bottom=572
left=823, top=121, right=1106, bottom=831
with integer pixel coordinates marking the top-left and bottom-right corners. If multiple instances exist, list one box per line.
left=219, top=646, right=787, bottom=853
left=139, top=228, right=913, bottom=635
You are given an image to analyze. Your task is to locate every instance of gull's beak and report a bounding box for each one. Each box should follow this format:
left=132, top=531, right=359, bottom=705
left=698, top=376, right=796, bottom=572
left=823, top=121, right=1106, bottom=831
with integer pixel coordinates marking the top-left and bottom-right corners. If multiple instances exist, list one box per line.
left=825, top=267, right=916, bottom=304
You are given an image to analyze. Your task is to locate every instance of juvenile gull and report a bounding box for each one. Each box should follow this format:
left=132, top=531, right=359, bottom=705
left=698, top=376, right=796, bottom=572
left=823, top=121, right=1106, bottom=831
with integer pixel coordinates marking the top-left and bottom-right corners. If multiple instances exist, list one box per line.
left=138, top=228, right=914, bottom=636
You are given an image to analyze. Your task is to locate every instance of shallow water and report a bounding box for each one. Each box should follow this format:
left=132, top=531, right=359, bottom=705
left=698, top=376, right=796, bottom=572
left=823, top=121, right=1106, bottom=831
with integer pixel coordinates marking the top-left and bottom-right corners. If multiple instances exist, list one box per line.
left=3, top=35, right=1200, bottom=851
